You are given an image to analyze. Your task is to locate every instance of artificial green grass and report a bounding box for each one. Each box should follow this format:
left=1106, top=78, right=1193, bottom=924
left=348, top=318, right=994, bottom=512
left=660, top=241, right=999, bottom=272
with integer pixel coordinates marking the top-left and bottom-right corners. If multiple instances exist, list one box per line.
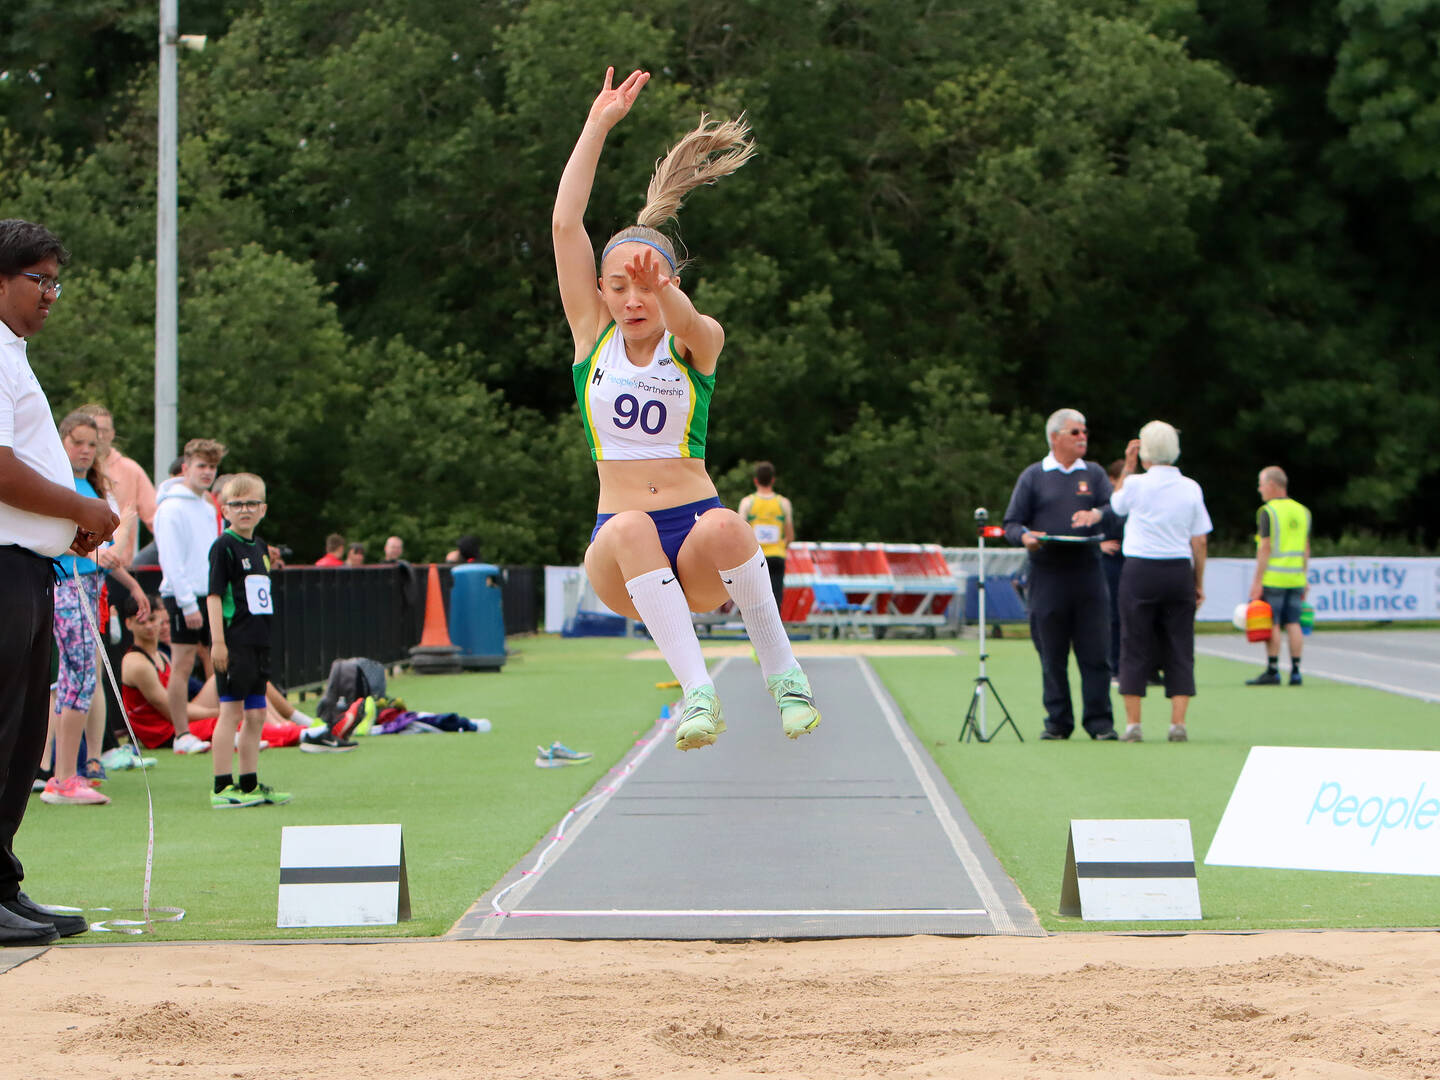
left=23, top=632, right=1438, bottom=940
left=19, top=635, right=671, bottom=940
left=871, top=637, right=1440, bottom=932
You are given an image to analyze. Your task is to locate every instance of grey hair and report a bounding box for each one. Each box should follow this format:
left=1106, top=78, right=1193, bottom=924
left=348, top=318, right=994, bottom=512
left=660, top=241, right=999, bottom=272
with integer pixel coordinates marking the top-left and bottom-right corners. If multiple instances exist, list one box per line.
left=1138, top=420, right=1181, bottom=465
left=1045, top=408, right=1086, bottom=450
left=1259, top=465, right=1288, bottom=489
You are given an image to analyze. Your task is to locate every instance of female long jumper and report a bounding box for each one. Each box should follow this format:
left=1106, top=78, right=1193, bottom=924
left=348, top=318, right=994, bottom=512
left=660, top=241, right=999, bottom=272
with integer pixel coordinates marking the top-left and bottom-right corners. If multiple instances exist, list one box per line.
left=552, top=68, right=820, bottom=750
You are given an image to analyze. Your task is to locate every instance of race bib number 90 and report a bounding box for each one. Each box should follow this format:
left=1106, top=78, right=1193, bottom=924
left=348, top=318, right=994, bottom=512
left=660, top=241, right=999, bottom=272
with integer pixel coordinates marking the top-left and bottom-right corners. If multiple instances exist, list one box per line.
left=244, top=574, right=273, bottom=615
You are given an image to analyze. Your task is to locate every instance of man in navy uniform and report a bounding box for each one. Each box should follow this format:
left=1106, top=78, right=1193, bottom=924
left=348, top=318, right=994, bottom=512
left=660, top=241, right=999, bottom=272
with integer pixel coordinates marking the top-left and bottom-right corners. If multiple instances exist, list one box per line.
left=1003, top=408, right=1117, bottom=740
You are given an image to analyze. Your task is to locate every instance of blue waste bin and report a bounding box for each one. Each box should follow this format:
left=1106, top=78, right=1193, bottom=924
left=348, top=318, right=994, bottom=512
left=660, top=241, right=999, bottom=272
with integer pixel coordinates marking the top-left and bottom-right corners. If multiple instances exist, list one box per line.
left=448, top=564, right=506, bottom=670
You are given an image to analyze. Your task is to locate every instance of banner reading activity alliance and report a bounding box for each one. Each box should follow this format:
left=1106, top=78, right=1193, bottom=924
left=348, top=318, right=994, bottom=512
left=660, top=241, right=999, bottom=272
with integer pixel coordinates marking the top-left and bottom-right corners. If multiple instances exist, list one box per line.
left=1195, top=556, right=1440, bottom=622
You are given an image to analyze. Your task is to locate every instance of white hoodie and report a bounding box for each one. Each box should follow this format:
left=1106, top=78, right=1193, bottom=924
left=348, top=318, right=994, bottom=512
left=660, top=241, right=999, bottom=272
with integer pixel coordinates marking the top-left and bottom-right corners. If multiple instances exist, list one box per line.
left=155, top=477, right=218, bottom=614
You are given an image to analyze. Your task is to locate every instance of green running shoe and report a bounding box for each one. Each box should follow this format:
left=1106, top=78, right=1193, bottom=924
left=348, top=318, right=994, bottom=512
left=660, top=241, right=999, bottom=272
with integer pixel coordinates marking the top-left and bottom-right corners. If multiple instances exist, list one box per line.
left=253, top=782, right=292, bottom=805
left=767, top=666, right=821, bottom=739
left=674, top=684, right=726, bottom=751
left=211, top=785, right=264, bottom=809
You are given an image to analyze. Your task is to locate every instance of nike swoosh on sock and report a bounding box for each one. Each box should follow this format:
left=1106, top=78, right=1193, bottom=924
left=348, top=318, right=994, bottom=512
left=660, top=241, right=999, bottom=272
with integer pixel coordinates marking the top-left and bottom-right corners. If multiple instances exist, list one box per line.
left=662, top=577, right=675, bottom=585
left=722, top=577, right=734, bottom=584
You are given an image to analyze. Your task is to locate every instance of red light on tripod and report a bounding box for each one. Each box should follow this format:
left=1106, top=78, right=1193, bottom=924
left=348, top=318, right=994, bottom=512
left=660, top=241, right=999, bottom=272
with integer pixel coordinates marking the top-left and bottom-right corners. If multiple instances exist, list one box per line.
left=978, top=525, right=1005, bottom=538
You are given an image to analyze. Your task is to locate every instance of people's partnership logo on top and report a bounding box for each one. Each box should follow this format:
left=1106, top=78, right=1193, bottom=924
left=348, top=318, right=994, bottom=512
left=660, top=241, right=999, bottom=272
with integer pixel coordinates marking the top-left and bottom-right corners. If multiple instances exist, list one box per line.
left=602, top=369, right=686, bottom=397
left=1307, top=780, right=1439, bottom=847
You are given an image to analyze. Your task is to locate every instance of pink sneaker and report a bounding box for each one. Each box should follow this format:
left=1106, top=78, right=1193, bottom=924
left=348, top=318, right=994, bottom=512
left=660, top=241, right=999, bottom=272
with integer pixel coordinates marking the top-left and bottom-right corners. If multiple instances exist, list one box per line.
left=40, top=775, right=111, bottom=806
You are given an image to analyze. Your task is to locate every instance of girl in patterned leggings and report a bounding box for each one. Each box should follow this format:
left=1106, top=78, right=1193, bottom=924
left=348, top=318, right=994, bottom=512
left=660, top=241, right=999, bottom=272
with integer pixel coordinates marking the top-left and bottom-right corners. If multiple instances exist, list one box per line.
left=39, top=411, right=147, bottom=806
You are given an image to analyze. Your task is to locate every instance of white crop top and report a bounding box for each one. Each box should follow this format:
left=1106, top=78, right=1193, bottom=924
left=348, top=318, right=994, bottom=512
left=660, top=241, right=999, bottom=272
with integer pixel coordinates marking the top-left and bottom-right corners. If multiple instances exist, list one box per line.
left=572, top=322, right=715, bottom=461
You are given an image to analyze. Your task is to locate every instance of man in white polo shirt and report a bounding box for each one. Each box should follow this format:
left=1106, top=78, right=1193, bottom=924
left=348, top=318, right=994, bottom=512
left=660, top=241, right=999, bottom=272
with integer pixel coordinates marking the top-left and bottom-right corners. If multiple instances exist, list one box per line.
left=0, top=219, right=119, bottom=946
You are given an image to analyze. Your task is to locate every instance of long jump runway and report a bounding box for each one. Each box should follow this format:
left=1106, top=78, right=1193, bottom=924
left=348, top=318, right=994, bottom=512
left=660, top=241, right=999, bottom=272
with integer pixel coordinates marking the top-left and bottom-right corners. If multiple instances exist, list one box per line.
left=1195, top=629, right=1440, bottom=703
left=452, top=656, right=1043, bottom=940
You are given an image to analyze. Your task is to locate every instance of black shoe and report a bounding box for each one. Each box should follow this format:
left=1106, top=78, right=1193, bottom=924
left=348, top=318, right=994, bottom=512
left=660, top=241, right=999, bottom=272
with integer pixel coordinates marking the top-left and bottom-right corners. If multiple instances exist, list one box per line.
left=1038, top=729, right=1069, bottom=740
left=1, top=892, right=88, bottom=937
left=1092, top=730, right=1119, bottom=741
left=1289, top=671, right=1303, bottom=686
left=300, top=730, right=359, bottom=753
left=0, top=904, right=60, bottom=946
left=1246, top=670, right=1281, bottom=686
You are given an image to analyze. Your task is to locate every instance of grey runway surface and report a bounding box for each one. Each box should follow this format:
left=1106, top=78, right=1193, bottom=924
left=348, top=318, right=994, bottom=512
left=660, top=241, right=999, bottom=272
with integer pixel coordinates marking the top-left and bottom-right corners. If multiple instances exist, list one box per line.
left=1195, top=629, right=1440, bottom=702
left=453, top=655, right=1042, bottom=940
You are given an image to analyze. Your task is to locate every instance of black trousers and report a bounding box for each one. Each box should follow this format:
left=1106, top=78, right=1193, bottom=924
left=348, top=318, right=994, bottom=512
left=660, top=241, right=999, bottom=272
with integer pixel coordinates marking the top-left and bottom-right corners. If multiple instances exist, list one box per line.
left=0, top=546, right=57, bottom=899
left=764, top=555, right=786, bottom=609
left=1117, top=557, right=1196, bottom=698
left=1027, top=560, right=1114, bottom=737
left=1102, top=551, right=1123, bottom=675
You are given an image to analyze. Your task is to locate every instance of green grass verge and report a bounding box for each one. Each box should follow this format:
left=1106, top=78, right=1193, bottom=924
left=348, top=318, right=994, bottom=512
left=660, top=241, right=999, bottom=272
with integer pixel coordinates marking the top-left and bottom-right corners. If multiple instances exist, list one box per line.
left=19, top=635, right=670, bottom=940
left=23, top=632, right=1438, bottom=938
left=871, top=637, right=1440, bottom=932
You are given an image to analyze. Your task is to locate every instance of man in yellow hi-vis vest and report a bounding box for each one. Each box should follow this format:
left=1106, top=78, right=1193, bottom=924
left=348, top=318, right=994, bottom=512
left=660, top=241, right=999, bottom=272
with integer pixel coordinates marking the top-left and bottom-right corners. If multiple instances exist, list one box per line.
left=1246, top=465, right=1311, bottom=686
left=737, top=461, right=795, bottom=609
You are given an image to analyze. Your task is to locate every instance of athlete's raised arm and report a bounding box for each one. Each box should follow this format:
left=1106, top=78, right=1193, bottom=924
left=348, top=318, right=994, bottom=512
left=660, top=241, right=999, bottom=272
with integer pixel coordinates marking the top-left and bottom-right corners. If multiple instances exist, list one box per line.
left=621, top=246, right=725, bottom=375
left=553, top=67, right=650, bottom=360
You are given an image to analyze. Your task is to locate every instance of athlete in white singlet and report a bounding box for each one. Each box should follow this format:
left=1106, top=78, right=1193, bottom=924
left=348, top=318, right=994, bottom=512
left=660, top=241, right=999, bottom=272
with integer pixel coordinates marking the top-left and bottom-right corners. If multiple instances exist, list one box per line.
left=554, top=68, right=819, bottom=750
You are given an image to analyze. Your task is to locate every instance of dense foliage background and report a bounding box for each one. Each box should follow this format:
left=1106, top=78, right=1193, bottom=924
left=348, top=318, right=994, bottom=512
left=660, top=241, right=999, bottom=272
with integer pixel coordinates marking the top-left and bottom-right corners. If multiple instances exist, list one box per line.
left=3, top=0, right=1436, bottom=563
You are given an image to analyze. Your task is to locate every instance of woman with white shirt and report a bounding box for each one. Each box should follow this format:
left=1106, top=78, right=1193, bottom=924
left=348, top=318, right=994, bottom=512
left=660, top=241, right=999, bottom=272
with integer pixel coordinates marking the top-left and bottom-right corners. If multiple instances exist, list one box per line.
left=1109, top=421, right=1212, bottom=742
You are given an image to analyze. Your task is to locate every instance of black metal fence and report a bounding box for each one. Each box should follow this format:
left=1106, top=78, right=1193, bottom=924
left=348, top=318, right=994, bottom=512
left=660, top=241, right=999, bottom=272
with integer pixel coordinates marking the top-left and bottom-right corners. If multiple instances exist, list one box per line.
left=125, top=562, right=539, bottom=691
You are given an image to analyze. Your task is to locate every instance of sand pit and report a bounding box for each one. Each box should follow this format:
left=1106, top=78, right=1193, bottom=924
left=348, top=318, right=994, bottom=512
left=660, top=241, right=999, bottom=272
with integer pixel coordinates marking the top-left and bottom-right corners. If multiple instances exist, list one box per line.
left=5, top=930, right=1439, bottom=1078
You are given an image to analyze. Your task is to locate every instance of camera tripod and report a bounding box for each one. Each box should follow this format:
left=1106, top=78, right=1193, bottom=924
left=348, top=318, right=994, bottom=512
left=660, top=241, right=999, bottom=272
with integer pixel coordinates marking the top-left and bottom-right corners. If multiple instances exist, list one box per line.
left=959, top=510, right=1023, bottom=743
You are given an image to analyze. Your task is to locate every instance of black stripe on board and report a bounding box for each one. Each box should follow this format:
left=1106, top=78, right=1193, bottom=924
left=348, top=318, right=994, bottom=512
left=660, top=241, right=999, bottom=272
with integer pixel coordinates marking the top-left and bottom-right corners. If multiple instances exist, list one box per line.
left=1075, top=861, right=1196, bottom=879
left=279, top=866, right=401, bottom=885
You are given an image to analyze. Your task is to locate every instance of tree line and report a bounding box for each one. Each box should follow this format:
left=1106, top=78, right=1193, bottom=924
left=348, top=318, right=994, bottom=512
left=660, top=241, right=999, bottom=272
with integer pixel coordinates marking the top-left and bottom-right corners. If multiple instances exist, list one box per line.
left=3, top=0, right=1436, bottom=564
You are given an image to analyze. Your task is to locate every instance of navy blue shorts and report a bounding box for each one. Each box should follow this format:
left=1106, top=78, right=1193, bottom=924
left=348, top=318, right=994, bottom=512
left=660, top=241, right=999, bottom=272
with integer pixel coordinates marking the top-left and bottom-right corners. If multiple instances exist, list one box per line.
left=591, top=497, right=724, bottom=573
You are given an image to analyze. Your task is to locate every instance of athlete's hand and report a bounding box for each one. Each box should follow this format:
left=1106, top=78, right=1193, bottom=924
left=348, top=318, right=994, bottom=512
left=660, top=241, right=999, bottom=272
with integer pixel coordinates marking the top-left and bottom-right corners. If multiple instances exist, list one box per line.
left=211, top=642, right=228, bottom=673
left=587, top=67, right=649, bottom=131
left=130, top=587, right=151, bottom=622
left=624, top=246, right=674, bottom=292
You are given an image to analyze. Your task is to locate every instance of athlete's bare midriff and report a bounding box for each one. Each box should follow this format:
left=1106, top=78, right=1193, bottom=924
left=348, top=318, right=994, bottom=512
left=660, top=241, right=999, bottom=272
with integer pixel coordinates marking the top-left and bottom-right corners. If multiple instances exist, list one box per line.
left=595, top=457, right=716, bottom=514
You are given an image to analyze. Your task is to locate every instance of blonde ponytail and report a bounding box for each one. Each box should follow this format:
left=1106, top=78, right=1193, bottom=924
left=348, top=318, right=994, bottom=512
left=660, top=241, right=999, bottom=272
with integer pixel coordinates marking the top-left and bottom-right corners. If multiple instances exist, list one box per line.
left=637, top=113, right=755, bottom=230
left=602, top=113, right=755, bottom=275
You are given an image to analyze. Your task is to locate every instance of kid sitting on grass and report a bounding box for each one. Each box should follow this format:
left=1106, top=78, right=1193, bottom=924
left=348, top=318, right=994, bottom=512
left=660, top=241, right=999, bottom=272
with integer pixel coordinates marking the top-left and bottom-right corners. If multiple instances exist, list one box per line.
left=205, top=473, right=291, bottom=809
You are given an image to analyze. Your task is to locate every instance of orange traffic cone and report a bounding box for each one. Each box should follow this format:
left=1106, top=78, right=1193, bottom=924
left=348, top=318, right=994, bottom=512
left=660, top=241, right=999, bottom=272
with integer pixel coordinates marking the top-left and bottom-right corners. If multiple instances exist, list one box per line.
left=410, top=564, right=463, bottom=673
left=418, top=563, right=454, bottom=647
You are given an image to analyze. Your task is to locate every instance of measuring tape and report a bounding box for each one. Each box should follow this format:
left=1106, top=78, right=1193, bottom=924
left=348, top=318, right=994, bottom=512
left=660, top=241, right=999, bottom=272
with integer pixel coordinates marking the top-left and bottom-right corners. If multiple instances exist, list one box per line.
left=67, top=562, right=184, bottom=934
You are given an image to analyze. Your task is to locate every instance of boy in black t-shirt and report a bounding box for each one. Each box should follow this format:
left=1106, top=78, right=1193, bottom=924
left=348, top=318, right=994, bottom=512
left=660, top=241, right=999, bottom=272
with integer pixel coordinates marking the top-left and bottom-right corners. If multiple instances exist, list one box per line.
left=205, top=473, right=291, bottom=809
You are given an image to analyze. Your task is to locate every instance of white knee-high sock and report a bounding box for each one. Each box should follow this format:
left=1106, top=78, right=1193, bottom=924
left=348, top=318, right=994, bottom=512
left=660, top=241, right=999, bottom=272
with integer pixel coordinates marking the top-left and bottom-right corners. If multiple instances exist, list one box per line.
left=719, top=549, right=797, bottom=678
left=625, top=569, right=710, bottom=695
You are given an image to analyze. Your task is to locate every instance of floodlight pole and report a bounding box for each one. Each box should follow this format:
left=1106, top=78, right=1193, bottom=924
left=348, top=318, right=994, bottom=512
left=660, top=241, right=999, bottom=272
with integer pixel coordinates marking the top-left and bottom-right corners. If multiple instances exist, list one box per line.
left=154, top=0, right=178, bottom=485
left=960, top=510, right=1022, bottom=743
